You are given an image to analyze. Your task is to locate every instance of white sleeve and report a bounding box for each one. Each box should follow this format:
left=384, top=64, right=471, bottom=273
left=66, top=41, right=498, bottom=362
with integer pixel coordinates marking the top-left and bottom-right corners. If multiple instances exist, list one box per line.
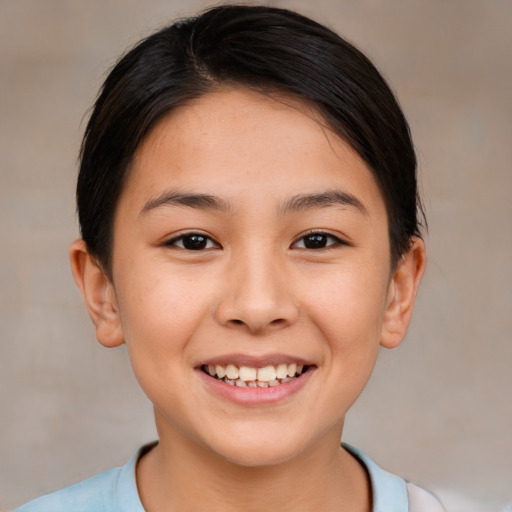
left=407, top=482, right=446, bottom=512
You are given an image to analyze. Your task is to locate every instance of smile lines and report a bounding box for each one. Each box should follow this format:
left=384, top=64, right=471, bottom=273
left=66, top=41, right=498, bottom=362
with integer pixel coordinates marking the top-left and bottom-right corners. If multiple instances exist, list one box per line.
left=201, top=363, right=307, bottom=388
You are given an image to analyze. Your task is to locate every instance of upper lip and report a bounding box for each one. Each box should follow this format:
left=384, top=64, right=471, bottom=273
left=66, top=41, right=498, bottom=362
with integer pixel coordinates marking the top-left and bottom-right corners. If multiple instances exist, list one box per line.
left=196, top=353, right=314, bottom=369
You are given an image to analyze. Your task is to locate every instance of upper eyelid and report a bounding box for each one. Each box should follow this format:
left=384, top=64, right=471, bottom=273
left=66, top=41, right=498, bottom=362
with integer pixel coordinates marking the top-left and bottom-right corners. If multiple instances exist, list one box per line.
left=293, top=230, right=346, bottom=243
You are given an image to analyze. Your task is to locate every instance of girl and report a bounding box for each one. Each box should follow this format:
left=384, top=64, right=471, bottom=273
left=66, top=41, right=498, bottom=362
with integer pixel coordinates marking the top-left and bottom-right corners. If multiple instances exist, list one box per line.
left=15, top=5, right=443, bottom=511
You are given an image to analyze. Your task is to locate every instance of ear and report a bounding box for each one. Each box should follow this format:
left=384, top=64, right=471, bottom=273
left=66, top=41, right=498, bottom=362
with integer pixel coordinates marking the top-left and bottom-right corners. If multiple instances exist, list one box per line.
left=69, top=239, right=124, bottom=348
left=380, top=237, right=426, bottom=349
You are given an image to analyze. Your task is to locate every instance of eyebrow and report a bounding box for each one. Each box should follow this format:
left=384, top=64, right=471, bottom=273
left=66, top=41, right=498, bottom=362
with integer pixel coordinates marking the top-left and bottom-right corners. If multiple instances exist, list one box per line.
left=280, top=190, right=368, bottom=216
left=140, top=191, right=232, bottom=215
left=140, top=188, right=367, bottom=217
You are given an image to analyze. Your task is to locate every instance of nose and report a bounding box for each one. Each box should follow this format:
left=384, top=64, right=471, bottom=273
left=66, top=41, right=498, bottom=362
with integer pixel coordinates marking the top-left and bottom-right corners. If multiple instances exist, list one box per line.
left=214, top=249, right=299, bottom=335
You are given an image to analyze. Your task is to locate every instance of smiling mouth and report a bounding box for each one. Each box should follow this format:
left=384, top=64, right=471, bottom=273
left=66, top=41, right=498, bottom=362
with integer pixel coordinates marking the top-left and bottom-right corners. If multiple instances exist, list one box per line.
left=200, top=363, right=310, bottom=388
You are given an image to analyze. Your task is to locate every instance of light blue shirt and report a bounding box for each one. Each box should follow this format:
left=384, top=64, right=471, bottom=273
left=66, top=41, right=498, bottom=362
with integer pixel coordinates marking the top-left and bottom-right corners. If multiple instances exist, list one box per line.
left=13, top=444, right=411, bottom=512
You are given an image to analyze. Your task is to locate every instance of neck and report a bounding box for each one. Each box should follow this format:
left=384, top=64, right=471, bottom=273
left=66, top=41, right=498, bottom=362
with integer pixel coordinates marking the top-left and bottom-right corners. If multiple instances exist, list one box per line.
left=136, top=423, right=371, bottom=512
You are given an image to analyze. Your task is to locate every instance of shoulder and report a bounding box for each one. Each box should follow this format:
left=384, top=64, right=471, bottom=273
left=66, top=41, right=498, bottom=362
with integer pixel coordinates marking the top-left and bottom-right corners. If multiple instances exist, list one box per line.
left=12, top=467, right=121, bottom=512
left=407, top=482, right=445, bottom=512
left=343, top=444, right=445, bottom=512
left=12, top=448, right=146, bottom=512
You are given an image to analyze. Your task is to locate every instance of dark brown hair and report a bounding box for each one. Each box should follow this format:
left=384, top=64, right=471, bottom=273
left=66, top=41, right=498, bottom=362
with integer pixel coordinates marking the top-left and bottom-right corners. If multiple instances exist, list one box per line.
left=78, top=4, right=424, bottom=275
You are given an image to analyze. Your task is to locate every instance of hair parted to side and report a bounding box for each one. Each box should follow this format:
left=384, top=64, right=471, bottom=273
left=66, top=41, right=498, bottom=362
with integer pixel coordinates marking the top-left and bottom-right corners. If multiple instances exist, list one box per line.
left=78, top=4, right=425, bottom=277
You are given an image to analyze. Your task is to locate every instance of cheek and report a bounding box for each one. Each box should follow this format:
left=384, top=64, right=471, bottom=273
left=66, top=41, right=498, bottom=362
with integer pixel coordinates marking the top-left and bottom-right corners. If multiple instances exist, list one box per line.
left=113, top=271, right=205, bottom=412
left=114, top=266, right=213, bottom=359
left=303, top=262, right=390, bottom=353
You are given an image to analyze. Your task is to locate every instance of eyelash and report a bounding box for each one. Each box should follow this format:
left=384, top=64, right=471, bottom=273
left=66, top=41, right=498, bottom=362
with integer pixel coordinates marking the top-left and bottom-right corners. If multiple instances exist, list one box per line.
left=164, top=232, right=220, bottom=251
left=292, top=231, right=346, bottom=250
left=164, top=231, right=346, bottom=251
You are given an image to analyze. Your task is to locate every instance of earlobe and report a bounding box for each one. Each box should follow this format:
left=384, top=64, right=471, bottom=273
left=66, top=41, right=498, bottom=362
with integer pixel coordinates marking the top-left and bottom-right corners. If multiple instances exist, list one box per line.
left=69, top=239, right=125, bottom=348
left=380, top=237, right=426, bottom=349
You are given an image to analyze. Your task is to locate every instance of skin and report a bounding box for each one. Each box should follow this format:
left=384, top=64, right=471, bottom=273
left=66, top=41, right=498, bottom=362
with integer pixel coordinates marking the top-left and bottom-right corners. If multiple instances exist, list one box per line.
left=70, top=88, right=425, bottom=512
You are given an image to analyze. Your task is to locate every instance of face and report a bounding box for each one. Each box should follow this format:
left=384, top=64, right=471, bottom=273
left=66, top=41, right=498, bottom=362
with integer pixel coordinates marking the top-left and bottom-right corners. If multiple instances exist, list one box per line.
left=80, top=88, right=417, bottom=467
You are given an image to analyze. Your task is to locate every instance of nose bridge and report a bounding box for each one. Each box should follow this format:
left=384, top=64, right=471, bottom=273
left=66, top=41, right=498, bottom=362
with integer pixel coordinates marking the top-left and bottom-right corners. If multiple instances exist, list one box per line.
left=215, top=242, right=298, bottom=334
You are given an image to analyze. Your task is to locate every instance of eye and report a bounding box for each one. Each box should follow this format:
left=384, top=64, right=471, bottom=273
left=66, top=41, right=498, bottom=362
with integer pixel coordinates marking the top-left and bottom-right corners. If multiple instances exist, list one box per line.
left=166, top=233, right=220, bottom=251
left=293, top=232, right=344, bottom=250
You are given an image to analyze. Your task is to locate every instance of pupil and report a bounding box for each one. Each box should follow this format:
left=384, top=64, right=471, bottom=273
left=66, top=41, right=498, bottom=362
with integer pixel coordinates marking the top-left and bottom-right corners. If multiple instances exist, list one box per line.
left=305, top=234, right=327, bottom=249
left=183, top=235, right=207, bottom=250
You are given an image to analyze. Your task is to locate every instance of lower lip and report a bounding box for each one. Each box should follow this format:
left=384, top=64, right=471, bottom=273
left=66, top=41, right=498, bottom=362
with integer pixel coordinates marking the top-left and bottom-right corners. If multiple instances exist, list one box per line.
left=196, top=368, right=315, bottom=406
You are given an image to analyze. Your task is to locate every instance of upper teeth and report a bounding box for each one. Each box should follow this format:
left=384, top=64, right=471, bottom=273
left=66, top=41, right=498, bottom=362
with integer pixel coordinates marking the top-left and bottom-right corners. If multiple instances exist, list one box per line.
left=205, top=363, right=304, bottom=383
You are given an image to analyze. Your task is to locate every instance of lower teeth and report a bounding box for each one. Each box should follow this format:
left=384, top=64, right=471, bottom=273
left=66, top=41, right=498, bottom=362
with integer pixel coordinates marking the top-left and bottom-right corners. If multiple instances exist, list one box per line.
left=219, top=374, right=301, bottom=387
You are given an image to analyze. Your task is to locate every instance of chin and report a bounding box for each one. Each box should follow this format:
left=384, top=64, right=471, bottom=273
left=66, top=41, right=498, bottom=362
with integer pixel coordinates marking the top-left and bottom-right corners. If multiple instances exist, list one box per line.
left=207, top=428, right=309, bottom=468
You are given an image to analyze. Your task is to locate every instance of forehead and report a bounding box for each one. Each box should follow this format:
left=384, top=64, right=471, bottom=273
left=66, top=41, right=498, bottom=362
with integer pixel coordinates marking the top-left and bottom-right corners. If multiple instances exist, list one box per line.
left=122, top=87, right=385, bottom=217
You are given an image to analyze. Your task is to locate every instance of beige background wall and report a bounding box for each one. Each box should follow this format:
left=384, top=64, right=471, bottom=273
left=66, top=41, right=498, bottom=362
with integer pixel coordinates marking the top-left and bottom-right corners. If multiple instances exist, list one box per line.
left=1, top=1, right=511, bottom=511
